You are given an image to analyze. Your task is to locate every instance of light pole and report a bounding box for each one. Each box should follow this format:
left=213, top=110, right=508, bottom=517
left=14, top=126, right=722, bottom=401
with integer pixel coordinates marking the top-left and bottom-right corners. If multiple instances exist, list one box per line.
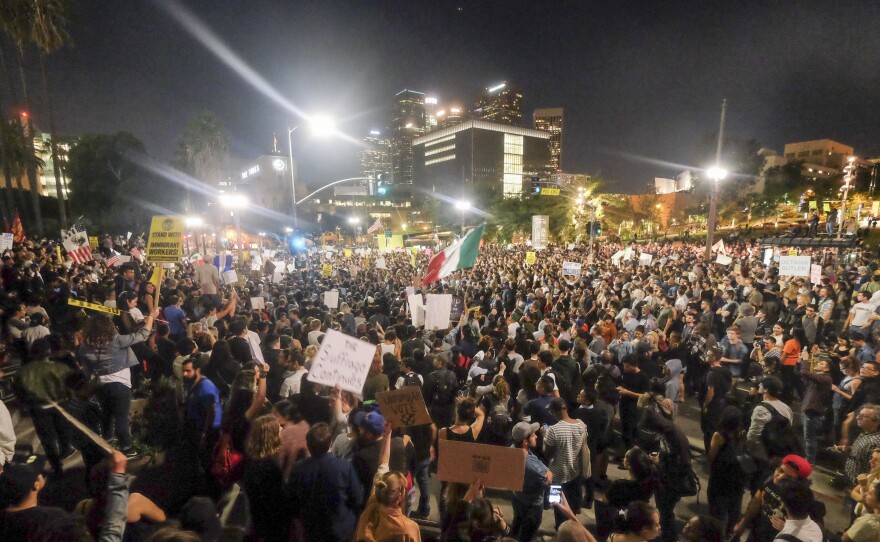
left=838, top=156, right=857, bottom=239
left=219, top=193, right=248, bottom=265
left=704, top=98, right=728, bottom=260
left=185, top=216, right=204, bottom=257
left=287, top=115, right=335, bottom=231
left=347, top=216, right=360, bottom=244
left=455, top=200, right=471, bottom=235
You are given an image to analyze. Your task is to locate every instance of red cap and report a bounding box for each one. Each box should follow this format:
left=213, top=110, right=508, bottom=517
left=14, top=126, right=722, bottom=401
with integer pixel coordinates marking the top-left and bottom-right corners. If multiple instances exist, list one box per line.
left=781, top=455, right=812, bottom=479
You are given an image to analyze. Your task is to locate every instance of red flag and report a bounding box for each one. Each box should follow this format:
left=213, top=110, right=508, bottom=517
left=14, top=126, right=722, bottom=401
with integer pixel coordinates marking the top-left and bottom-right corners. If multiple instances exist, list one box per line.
left=11, top=212, right=26, bottom=244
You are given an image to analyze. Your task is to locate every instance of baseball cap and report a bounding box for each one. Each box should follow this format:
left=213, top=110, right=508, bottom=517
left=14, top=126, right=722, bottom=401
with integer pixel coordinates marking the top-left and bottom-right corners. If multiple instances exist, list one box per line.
left=0, top=454, right=47, bottom=505
left=511, top=421, right=540, bottom=443
left=355, top=410, right=385, bottom=436
left=781, top=454, right=812, bottom=479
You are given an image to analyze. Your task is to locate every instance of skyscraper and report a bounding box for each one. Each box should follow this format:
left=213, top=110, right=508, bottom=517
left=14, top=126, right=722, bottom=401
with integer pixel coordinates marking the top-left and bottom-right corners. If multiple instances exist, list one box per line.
left=424, top=96, right=439, bottom=133
left=533, top=108, right=563, bottom=172
left=473, top=82, right=522, bottom=126
left=436, top=105, right=465, bottom=129
left=359, top=130, right=391, bottom=185
left=389, top=89, right=427, bottom=185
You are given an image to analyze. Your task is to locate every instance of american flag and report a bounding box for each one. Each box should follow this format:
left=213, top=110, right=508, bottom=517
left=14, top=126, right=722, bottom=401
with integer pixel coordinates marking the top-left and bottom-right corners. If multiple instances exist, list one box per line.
left=106, top=254, right=121, bottom=267
left=366, top=218, right=383, bottom=235
left=63, top=239, right=92, bottom=264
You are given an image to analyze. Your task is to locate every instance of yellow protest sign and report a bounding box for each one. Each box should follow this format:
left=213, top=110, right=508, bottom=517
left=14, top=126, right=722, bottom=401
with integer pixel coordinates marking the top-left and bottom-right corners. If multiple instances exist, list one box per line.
left=88, top=236, right=99, bottom=249
left=68, top=298, right=122, bottom=316
left=145, top=216, right=184, bottom=263
left=322, top=264, right=333, bottom=277
left=525, top=252, right=536, bottom=265
left=344, top=249, right=352, bottom=258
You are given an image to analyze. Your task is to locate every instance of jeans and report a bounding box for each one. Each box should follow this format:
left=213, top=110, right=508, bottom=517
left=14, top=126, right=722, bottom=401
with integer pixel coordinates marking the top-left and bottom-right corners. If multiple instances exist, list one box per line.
left=553, top=476, right=582, bottom=528
left=98, top=382, right=132, bottom=450
left=30, top=407, right=71, bottom=472
left=413, top=458, right=431, bottom=516
left=803, top=411, right=826, bottom=464
left=511, top=498, right=543, bottom=542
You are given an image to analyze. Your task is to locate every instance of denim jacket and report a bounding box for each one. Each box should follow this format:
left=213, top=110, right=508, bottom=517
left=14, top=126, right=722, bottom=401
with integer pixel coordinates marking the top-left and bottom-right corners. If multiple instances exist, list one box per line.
left=78, top=328, right=150, bottom=378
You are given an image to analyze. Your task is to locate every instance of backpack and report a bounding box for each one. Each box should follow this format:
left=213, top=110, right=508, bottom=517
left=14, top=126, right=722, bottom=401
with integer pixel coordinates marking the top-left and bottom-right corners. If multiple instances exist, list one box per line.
left=431, top=369, right=458, bottom=405
left=759, top=402, right=804, bottom=459
left=401, top=371, right=422, bottom=389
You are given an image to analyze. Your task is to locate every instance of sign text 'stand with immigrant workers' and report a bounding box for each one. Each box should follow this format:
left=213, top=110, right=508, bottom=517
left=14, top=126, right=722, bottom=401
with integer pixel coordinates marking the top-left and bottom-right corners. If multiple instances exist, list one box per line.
left=145, top=216, right=184, bottom=263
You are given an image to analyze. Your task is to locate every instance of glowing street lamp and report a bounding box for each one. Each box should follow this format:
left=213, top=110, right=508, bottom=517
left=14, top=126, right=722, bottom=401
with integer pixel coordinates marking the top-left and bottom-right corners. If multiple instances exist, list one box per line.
left=838, top=156, right=857, bottom=239
left=219, top=194, right=248, bottom=263
left=704, top=166, right=728, bottom=259
left=455, top=200, right=471, bottom=235
left=288, top=115, right=336, bottom=229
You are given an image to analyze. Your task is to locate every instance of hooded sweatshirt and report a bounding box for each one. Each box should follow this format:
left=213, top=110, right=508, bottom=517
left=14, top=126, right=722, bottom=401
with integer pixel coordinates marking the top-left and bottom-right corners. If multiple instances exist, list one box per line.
left=664, top=358, right=683, bottom=416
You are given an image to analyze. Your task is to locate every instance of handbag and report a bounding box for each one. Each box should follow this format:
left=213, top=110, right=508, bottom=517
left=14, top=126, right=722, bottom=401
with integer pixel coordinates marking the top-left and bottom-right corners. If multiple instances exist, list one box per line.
left=211, top=432, right=244, bottom=488
left=736, top=452, right=758, bottom=474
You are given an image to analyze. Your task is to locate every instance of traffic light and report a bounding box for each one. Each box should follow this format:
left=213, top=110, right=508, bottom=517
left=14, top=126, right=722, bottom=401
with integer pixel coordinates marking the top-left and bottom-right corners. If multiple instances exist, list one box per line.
left=376, top=173, right=389, bottom=195
left=591, top=221, right=601, bottom=236
left=377, top=182, right=387, bottom=195
left=531, top=176, right=540, bottom=194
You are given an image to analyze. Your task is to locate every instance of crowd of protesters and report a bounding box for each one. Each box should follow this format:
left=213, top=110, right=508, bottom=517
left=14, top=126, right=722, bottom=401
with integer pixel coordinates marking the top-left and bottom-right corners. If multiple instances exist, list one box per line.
left=0, top=230, right=880, bottom=541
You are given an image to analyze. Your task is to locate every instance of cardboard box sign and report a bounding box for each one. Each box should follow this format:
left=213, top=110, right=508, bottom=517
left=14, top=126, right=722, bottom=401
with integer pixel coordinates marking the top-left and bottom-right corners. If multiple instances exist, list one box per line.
left=438, top=439, right=526, bottom=491
left=376, top=387, right=432, bottom=428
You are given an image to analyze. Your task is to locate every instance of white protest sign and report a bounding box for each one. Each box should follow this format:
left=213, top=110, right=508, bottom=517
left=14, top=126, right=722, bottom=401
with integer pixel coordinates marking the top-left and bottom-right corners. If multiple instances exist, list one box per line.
left=659, top=257, right=668, bottom=267
left=0, top=233, right=12, bottom=251
left=287, top=263, right=296, bottom=273
left=272, top=271, right=284, bottom=283
left=779, top=255, right=811, bottom=277
left=222, top=270, right=238, bottom=284
left=251, top=254, right=262, bottom=267
left=716, top=254, right=733, bottom=266
left=567, top=243, right=575, bottom=251
left=112, top=255, right=132, bottom=266
left=376, top=257, right=387, bottom=270
left=669, top=253, right=680, bottom=261
left=306, top=329, right=375, bottom=394
left=623, top=246, right=633, bottom=261
left=250, top=297, right=265, bottom=310
left=638, top=253, right=653, bottom=266
left=763, top=248, right=773, bottom=266
left=251, top=262, right=261, bottom=271
left=408, top=293, right=426, bottom=327
left=611, top=250, right=625, bottom=262
left=810, top=264, right=823, bottom=285
left=562, top=262, right=582, bottom=277
left=424, top=294, right=453, bottom=330
left=406, top=286, right=416, bottom=297
left=323, top=289, right=340, bottom=309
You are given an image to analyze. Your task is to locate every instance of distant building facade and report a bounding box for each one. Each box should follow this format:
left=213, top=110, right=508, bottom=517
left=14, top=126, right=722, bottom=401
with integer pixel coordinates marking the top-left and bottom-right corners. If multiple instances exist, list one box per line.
left=533, top=108, right=563, bottom=172
left=359, top=130, right=391, bottom=186
left=472, top=82, right=522, bottom=126
left=653, top=170, right=694, bottom=194
left=412, top=120, right=550, bottom=199
left=237, top=154, right=292, bottom=212
left=389, top=89, right=427, bottom=186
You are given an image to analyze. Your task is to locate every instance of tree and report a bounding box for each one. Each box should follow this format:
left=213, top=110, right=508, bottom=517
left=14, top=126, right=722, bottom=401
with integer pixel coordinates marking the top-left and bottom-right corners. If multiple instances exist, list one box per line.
left=66, top=132, right=176, bottom=233
left=0, top=117, right=40, bottom=223
left=174, top=111, right=229, bottom=212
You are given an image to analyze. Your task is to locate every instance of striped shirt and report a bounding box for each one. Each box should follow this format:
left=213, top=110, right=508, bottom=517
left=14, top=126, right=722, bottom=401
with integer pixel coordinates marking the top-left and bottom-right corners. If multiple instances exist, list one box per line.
left=543, top=419, right=586, bottom=484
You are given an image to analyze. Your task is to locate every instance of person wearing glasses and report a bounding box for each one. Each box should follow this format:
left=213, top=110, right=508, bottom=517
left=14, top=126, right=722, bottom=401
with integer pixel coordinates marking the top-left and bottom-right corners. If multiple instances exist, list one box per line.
left=842, top=405, right=880, bottom=487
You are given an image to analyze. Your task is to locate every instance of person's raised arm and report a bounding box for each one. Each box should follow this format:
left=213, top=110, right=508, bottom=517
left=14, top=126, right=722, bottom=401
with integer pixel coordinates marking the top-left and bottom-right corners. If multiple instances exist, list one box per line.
left=552, top=492, right=597, bottom=542
left=98, top=451, right=131, bottom=542
left=246, top=367, right=267, bottom=421
left=470, top=402, right=486, bottom=440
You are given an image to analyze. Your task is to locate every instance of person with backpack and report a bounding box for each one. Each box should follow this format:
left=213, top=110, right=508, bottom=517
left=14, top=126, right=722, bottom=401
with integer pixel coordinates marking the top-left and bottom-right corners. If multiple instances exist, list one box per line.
left=423, top=354, right=459, bottom=429
left=700, top=348, right=732, bottom=454
left=394, top=357, right=423, bottom=390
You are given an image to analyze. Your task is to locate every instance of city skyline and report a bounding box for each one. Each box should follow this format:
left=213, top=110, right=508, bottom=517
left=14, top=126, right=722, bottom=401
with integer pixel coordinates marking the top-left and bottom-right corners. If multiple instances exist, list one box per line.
left=10, top=0, right=880, bottom=193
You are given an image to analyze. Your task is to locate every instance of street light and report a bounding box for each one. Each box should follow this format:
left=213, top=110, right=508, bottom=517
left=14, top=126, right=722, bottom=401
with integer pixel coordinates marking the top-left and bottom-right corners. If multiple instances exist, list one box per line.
left=455, top=200, right=471, bottom=235
left=219, top=193, right=248, bottom=264
left=347, top=216, right=360, bottom=244
left=288, top=115, right=336, bottom=231
left=838, top=156, right=857, bottom=239
left=185, top=216, right=204, bottom=256
left=704, top=166, right=728, bottom=259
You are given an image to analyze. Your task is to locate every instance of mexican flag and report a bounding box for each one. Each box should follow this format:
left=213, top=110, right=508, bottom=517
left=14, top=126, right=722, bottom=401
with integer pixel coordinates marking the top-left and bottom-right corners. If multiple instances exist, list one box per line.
left=421, top=225, right=485, bottom=286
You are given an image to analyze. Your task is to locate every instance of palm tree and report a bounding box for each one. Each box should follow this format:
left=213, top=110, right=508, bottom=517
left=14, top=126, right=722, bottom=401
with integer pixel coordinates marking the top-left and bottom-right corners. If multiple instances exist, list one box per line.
left=30, top=0, right=73, bottom=227
left=0, top=118, right=43, bottom=224
left=175, top=111, right=230, bottom=213
left=0, top=0, right=44, bottom=234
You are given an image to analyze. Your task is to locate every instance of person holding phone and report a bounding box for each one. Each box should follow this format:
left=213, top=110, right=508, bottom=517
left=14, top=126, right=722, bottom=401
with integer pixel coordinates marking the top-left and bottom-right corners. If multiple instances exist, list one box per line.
left=509, top=421, right=552, bottom=542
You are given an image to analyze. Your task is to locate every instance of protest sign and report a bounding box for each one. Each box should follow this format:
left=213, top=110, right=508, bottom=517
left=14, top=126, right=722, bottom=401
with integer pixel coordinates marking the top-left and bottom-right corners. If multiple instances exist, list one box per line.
left=323, top=289, right=340, bottom=309
left=405, top=286, right=416, bottom=297
left=344, top=249, right=352, bottom=257
left=610, top=250, right=625, bottom=263
left=251, top=262, right=261, bottom=271
left=438, top=439, right=525, bottom=491
left=715, top=254, right=733, bottom=266
left=0, top=233, right=13, bottom=251
left=623, top=246, right=633, bottom=261
left=779, top=255, right=811, bottom=277
left=322, top=264, right=333, bottom=277
left=88, top=236, right=99, bottom=249
left=376, top=387, right=432, bottom=428
left=222, top=270, right=239, bottom=284
left=408, top=294, right=425, bottom=327
left=286, top=263, right=296, bottom=273
left=763, top=248, right=773, bottom=266
left=306, top=329, right=376, bottom=394
left=376, top=257, right=387, bottom=270
left=525, top=251, right=537, bottom=265
left=566, top=243, right=575, bottom=251
left=145, top=215, right=184, bottom=263
left=450, top=296, right=465, bottom=322
left=250, top=297, right=265, bottom=310
left=425, top=294, right=453, bottom=330
left=272, top=271, right=284, bottom=284
left=638, top=253, right=653, bottom=266
left=49, top=402, right=115, bottom=455
left=561, top=261, right=582, bottom=277
left=349, top=266, right=360, bottom=277
left=810, top=264, right=823, bottom=285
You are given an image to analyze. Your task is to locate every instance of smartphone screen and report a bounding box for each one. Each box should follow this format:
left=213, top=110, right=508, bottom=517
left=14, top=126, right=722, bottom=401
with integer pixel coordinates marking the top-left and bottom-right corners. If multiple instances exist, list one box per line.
left=548, top=484, right=562, bottom=504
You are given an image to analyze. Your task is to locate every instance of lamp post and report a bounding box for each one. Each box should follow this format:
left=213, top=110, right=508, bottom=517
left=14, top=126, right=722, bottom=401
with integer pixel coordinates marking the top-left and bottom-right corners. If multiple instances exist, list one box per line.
left=185, top=216, right=204, bottom=257
left=455, top=200, right=471, bottom=235
left=219, top=193, right=248, bottom=265
left=347, top=216, right=360, bottom=244
left=704, top=99, right=728, bottom=260
left=287, top=115, right=335, bottom=231
left=838, top=156, right=857, bottom=239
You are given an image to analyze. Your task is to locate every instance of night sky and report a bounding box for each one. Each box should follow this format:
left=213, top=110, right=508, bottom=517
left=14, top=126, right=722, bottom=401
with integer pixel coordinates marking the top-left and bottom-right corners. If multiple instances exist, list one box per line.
left=22, top=0, right=880, bottom=193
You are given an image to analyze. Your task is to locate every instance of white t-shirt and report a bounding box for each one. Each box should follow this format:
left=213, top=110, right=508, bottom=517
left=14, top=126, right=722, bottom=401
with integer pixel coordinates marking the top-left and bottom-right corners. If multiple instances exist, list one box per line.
left=850, top=302, right=875, bottom=327
left=507, top=322, right=520, bottom=338
left=99, top=367, right=132, bottom=388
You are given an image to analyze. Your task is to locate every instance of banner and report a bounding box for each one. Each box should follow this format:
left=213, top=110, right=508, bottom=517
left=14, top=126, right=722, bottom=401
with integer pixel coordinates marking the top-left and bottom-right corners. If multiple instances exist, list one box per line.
left=323, top=289, right=339, bottom=309
left=562, top=261, right=582, bottom=277
left=810, top=264, right=823, bottom=285
left=449, top=296, right=465, bottom=323
left=779, top=255, right=811, bottom=277
left=425, top=294, right=453, bottom=330
left=638, top=253, right=653, bottom=266
left=0, top=233, right=13, bottom=251
left=322, top=264, right=333, bottom=277
left=145, top=215, right=184, bottom=263
left=408, top=294, right=425, bottom=327
left=525, top=252, right=536, bottom=265
left=715, top=254, right=733, bottom=266
left=531, top=215, right=549, bottom=250
left=376, top=387, right=432, bottom=428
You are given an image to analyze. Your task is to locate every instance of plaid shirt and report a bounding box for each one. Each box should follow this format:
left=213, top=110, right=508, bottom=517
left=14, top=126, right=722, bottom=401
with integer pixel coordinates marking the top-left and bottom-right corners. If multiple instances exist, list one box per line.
left=818, top=297, right=835, bottom=321
left=846, top=430, right=880, bottom=484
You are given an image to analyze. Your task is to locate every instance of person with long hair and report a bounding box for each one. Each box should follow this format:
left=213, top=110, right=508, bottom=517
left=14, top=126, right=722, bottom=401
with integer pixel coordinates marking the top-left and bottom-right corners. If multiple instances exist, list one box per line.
left=707, top=405, right=746, bottom=536
left=596, top=447, right=661, bottom=539
left=78, top=309, right=159, bottom=457
left=607, top=501, right=662, bottom=542
left=780, top=327, right=807, bottom=403
left=363, top=348, right=390, bottom=401
left=241, top=414, right=289, bottom=542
